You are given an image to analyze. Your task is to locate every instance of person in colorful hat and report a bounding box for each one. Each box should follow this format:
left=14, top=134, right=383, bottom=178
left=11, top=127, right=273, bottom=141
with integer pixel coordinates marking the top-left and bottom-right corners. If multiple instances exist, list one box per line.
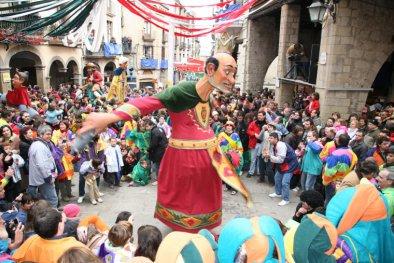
left=79, top=53, right=251, bottom=233
left=218, top=120, right=244, bottom=194
left=85, top=63, right=103, bottom=102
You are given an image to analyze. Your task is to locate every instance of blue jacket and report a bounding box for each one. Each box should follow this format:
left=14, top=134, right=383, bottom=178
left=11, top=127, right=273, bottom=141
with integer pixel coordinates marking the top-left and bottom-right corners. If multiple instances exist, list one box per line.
left=301, top=141, right=323, bottom=175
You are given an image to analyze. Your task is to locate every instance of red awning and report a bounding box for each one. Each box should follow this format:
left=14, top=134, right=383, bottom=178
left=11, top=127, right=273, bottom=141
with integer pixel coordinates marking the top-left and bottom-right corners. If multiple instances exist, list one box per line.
left=174, top=58, right=205, bottom=72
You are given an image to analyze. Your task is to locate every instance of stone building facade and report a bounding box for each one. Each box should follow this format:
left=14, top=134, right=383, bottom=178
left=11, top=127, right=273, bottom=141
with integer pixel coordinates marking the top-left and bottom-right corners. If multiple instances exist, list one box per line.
left=315, top=0, right=394, bottom=119
left=0, top=43, right=83, bottom=93
left=238, top=0, right=394, bottom=120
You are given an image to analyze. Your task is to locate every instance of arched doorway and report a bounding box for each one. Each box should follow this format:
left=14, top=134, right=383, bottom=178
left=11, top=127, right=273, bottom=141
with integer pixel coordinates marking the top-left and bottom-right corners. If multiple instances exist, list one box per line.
left=9, top=51, right=42, bottom=86
left=49, top=60, right=66, bottom=89
left=367, top=52, right=394, bottom=105
left=104, top=61, right=116, bottom=83
left=66, top=60, right=79, bottom=85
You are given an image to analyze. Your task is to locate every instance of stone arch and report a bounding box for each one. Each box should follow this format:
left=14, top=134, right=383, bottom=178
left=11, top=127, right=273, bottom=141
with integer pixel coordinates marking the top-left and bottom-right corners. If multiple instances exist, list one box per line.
left=8, top=49, right=43, bottom=87
left=47, top=56, right=66, bottom=70
left=367, top=51, right=394, bottom=104
left=5, top=45, right=42, bottom=66
left=49, top=60, right=66, bottom=89
left=66, top=57, right=80, bottom=69
left=66, top=59, right=79, bottom=85
left=0, top=55, right=4, bottom=68
left=104, top=61, right=116, bottom=83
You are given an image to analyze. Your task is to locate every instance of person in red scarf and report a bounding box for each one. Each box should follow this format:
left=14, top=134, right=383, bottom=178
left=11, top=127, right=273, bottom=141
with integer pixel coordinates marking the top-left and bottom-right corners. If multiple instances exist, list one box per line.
left=5, top=71, right=38, bottom=117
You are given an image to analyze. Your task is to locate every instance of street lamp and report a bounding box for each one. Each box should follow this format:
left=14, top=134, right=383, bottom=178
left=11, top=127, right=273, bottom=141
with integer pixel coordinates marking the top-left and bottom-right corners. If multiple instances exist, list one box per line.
left=307, top=0, right=327, bottom=24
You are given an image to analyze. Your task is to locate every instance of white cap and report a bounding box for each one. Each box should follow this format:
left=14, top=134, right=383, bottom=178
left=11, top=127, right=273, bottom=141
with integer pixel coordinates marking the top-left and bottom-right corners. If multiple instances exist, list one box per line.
left=118, top=56, right=128, bottom=65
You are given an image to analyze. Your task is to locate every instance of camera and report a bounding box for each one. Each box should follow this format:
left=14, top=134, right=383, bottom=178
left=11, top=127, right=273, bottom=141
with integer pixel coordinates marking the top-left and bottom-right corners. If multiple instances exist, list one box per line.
left=5, top=218, right=19, bottom=240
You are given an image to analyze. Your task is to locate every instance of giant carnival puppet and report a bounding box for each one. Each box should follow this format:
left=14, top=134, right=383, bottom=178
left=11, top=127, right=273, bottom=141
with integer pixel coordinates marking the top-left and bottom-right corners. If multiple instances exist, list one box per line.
left=84, top=63, right=104, bottom=102
left=107, top=56, right=129, bottom=102
left=78, top=38, right=251, bottom=233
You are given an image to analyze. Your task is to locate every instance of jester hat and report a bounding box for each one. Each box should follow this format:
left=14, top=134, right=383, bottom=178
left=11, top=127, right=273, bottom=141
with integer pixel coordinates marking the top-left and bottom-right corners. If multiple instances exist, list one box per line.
left=326, top=183, right=394, bottom=262
left=155, top=231, right=215, bottom=263
left=217, top=215, right=285, bottom=263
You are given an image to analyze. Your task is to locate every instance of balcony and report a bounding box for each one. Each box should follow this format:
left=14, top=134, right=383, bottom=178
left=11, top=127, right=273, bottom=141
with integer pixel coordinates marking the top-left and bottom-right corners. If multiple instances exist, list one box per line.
left=140, top=58, right=158, bottom=69
left=142, top=32, right=155, bottom=42
left=85, top=42, right=122, bottom=58
left=160, top=59, right=168, bottom=69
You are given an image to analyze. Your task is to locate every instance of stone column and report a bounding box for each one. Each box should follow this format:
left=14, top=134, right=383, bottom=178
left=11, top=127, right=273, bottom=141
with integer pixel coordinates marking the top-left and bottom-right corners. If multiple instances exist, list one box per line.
left=0, top=67, right=12, bottom=93
left=35, top=65, right=45, bottom=91
left=243, top=16, right=279, bottom=94
left=73, top=73, right=82, bottom=85
left=275, top=4, right=300, bottom=106
left=316, top=0, right=394, bottom=120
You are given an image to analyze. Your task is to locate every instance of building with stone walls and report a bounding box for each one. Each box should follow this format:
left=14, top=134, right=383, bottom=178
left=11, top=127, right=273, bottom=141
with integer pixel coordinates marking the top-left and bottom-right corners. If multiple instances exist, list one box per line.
left=238, top=0, right=394, bottom=120
left=0, top=40, right=83, bottom=93
left=120, top=1, right=169, bottom=89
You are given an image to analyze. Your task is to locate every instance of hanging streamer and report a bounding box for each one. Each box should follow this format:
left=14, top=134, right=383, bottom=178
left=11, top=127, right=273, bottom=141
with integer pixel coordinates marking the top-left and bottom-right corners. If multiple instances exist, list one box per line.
left=62, top=0, right=107, bottom=53
left=0, top=0, right=71, bottom=21
left=138, top=0, right=240, bottom=20
left=118, top=0, right=251, bottom=37
left=118, top=0, right=257, bottom=37
left=144, top=0, right=233, bottom=8
left=121, top=0, right=243, bottom=31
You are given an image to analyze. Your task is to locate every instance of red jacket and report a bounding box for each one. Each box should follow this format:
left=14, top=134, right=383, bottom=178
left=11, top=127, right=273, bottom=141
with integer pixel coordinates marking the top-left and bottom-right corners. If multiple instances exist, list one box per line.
left=247, top=121, right=262, bottom=149
left=307, top=99, right=320, bottom=114
left=92, top=70, right=103, bottom=85
left=6, top=85, right=31, bottom=107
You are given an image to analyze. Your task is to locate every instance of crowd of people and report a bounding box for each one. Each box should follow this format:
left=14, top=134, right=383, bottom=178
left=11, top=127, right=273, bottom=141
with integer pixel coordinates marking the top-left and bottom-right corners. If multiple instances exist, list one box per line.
left=0, top=61, right=393, bottom=262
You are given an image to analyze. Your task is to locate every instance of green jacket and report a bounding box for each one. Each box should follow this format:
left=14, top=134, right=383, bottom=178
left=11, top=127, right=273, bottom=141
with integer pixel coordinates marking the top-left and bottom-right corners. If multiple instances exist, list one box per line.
left=382, top=187, right=394, bottom=217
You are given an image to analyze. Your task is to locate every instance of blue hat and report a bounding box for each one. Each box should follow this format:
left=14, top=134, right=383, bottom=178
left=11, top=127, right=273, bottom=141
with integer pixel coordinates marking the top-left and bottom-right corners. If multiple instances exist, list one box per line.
left=218, top=215, right=286, bottom=263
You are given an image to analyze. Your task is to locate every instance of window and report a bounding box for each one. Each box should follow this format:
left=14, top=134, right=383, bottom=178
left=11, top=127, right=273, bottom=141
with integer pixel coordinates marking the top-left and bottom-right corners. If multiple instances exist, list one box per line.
left=107, top=20, right=113, bottom=41
left=143, top=45, right=154, bottom=58
left=144, top=21, right=152, bottom=34
left=122, top=37, right=132, bottom=54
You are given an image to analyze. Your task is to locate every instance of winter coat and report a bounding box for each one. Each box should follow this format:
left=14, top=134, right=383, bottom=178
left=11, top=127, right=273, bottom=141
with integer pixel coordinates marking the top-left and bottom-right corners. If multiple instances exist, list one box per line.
left=247, top=121, right=262, bottom=149
left=104, top=145, right=124, bottom=173
left=349, top=140, right=368, bottom=162
left=148, top=126, right=168, bottom=163
left=301, top=141, right=323, bottom=176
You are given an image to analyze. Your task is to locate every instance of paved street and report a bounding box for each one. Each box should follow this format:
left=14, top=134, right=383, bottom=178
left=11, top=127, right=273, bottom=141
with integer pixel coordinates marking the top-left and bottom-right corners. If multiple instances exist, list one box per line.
left=75, top=174, right=298, bottom=236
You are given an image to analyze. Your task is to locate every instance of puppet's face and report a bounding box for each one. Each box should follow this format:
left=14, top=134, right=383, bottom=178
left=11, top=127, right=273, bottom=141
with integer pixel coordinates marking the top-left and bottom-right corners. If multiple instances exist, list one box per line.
left=12, top=73, right=23, bottom=87
left=208, top=53, right=237, bottom=94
